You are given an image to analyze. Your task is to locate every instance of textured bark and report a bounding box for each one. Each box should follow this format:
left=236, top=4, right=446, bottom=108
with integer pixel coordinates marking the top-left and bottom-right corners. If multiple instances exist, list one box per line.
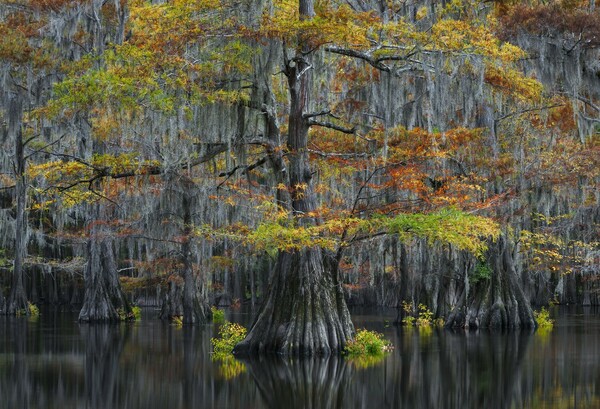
left=5, top=98, right=29, bottom=316
left=158, top=181, right=211, bottom=324
left=446, top=236, right=536, bottom=329
left=159, top=280, right=184, bottom=320
left=235, top=249, right=354, bottom=356
left=79, top=226, right=131, bottom=322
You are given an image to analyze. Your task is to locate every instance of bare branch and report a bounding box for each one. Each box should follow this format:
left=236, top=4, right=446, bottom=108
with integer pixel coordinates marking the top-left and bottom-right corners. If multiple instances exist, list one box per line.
left=308, top=119, right=356, bottom=134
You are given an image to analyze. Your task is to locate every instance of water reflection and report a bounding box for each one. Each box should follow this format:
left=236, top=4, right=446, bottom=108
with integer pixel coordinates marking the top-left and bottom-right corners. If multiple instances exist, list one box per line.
left=1, top=308, right=600, bottom=408
left=245, top=356, right=351, bottom=409
left=81, top=325, right=129, bottom=409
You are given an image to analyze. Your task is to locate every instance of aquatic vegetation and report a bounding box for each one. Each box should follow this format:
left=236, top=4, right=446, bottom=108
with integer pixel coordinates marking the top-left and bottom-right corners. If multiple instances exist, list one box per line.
left=211, top=322, right=248, bottom=379
left=211, top=322, right=247, bottom=359
left=534, top=307, right=554, bottom=330
left=117, top=307, right=141, bottom=321
left=28, top=302, right=39, bottom=317
left=344, top=329, right=392, bottom=357
left=172, top=315, right=183, bottom=328
left=401, top=302, right=442, bottom=328
left=211, top=306, right=225, bottom=324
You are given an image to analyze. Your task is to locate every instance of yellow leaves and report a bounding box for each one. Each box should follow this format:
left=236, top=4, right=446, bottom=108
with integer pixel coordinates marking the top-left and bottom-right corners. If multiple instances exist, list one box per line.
left=28, top=154, right=161, bottom=209
left=484, top=64, right=542, bottom=102
left=261, top=0, right=377, bottom=49
left=429, top=18, right=526, bottom=62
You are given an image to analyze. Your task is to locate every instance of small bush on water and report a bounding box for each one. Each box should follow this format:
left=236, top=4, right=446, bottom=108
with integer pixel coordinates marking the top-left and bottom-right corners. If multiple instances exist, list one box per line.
left=172, top=315, right=183, bottom=328
left=117, top=306, right=141, bottom=321
left=211, top=322, right=247, bottom=358
left=534, top=307, right=554, bottom=329
left=16, top=302, right=39, bottom=317
left=344, top=329, right=392, bottom=357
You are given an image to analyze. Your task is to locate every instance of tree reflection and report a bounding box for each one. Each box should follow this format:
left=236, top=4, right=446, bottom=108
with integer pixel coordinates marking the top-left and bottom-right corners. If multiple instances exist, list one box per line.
left=81, top=324, right=130, bottom=409
left=245, top=356, right=352, bottom=409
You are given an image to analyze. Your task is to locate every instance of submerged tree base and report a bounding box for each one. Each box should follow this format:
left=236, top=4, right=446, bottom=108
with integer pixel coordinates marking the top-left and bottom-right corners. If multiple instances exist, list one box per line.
left=79, top=238, right=131, bottom=323
left=234, top=249, right=354, bottom=356
left=446, top=236, right=537, bottom=330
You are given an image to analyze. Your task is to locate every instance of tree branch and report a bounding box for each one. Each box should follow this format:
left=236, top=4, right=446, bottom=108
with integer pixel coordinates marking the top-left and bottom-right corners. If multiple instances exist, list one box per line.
left=308, top=119, right=356, bottom=134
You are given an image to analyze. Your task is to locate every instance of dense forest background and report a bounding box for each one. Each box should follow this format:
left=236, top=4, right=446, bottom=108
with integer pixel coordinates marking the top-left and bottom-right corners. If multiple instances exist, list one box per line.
left=0, top=0, right=598, bottom=346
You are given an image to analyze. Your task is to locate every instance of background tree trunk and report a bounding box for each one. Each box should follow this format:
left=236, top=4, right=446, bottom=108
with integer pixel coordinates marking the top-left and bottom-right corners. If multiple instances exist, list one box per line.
left=6, top=97, right=29, bottom=316
left=446, top=236, right=537, bottom=329
left=79, top=204, right=131, bottom=322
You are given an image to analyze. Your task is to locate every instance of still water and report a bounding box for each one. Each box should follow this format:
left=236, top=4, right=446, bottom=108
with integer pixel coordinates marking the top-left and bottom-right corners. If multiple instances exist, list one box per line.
left=0, top=306, right=599, bottom=409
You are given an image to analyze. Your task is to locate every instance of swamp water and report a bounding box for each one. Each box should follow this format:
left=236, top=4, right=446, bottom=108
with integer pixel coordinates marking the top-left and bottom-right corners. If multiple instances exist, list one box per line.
left=0, top=307, right=599, bottom=408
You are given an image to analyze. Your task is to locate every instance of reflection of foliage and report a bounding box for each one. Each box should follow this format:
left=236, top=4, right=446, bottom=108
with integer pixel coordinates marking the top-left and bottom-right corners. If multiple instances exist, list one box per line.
left=211, top=322, right=247, bottom=359
left=214, top=355, right=247, bottom=380
left=534, top=307, right=554, bottom=330
left=346, top=353, right=386, bottom=369
left=211, top=306, right=225, bottom=324
left=344, top=329, right=392, bottom=357
left=210, top=321, right=247, bottom=379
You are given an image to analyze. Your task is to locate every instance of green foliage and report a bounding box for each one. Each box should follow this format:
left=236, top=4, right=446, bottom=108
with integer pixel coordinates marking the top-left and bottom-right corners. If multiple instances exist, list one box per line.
left=237, top=207, right=498, bottom=257
left=383, top=208, right=500, bottom=257
left=117, top=307, right=139, bottom=321
left=210, top=321, right=247, bottom=379
left=401, top=302, right=443, bottom=328
left=471, top=260, right=493, bottom=284
left=416, top=304, right=434, bottom=327
left=132, top=306, right=142, bottom=321
left=534, top=307, right=554, bottom=330
left=16, top=302, right=40, bottom=317
left=172, top=315, right=183, bottom=328
left=211, top=322, right=247, bottom=359
left=344, top=329, right=392, bottom=357
left=211, top=306, right=225, bottom=324
left=28, top=302, right=39, bottom=317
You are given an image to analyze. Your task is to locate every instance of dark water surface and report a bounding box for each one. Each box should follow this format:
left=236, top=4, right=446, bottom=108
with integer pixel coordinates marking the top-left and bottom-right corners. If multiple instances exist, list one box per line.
left=1, top=306, right=599, bottom=409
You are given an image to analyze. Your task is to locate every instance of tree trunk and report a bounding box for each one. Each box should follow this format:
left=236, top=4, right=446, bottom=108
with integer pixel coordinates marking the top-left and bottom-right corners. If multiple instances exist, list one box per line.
left=234, top=0, right=354, bottom=356
left=446, top=236, right=537, bottom=329
left=79, top=205, right=131, bottom=322
left=6, top=98, right=29, bottom=316
left=159, top=180, right=211, bottom=324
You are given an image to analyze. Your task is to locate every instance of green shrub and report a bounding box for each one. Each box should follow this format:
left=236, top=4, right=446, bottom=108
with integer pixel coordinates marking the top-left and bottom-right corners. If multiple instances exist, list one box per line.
left=211, top=306, right=225, bottom=324
left=211, top=322, right=247, bottom=358
left=416, top=304, right=433, bottom=327
left=534, top=307, right=554, bottom=329
left=470, top=260, right=492, bottom=284
left=344, top=329, right=392, bottom=356
left=28, top=302, right=39, bottom=317
left=172, top=315, right=183, bottom=328
left=132, top=306, right=142, bottom=321
left=401, top=302, right=440, bottom=328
